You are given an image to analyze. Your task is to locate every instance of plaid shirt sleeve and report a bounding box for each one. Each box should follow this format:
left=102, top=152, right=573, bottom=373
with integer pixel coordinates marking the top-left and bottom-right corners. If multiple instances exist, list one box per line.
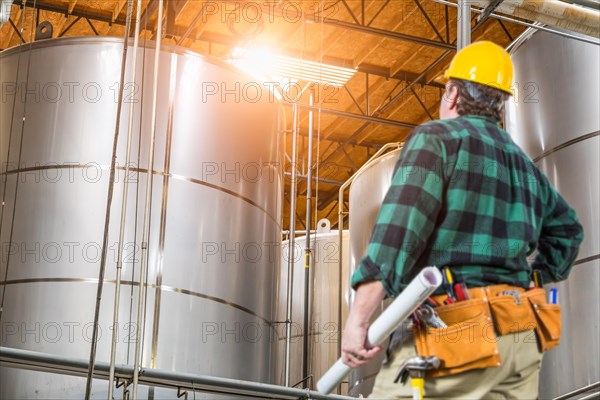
left=351, top=125, right=446, bottom=297
left=532, top=177, right=584, bottom=283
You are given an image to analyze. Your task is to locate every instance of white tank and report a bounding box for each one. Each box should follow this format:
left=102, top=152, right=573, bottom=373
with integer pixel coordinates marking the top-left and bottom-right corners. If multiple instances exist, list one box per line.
left=275, top=220, right=350, bottom=390
left=0, top=37, right=283, bottom=398
left=347, top=149, right=401, bottom=397
left=506, top=30, right=600, bottom=399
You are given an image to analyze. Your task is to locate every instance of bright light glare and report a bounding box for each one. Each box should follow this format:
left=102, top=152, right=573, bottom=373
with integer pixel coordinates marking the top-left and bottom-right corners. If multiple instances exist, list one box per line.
left=229, top=47, right=293, bottom=100
left=0, top=0, right=14, bottom=26
left=230, top=46, right=356, bottom=88
left=231, top=47, right=275, bottom=83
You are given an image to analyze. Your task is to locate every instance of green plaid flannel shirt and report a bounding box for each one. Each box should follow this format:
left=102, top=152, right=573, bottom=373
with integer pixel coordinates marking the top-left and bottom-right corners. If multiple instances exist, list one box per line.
left=351, top=115, right=584, bottom=297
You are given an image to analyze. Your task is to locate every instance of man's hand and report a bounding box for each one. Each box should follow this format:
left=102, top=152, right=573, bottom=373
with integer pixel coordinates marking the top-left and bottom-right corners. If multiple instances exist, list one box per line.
left=341, top=280, right=386, bottom=368
left=341, top=318, right=382, bottom=368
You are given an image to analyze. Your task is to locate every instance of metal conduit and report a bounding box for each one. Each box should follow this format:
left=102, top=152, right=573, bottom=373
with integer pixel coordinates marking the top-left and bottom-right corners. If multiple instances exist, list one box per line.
left=302, top=92, right=315, bottom=388
left=108, top=1, right=142, bottom=399
left=458, top=0, right=472, bottom=49
left=0, top=347, right=355, bottom=400
left=431, top=0, right=600, bottom=45
left=563, top=0, right=600, bottom=11
left=0, top=0, right=34, bottom=324
left=84, top=1, right=135, bottom=398
left=283, top=103, right=299, bottom=387
left=469, top=0, right=600, bottom=37
left=132, top=1, right=163, bottom=398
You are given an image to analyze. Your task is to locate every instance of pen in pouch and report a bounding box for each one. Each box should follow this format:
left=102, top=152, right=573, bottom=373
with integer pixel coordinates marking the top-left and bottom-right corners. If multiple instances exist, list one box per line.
left=441, top=266, right=456, bottom=301
left=548, top=288, right=559, bottom=304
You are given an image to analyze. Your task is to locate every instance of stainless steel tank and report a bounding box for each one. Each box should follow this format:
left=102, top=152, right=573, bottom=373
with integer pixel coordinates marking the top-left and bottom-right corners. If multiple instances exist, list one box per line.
left=0, top=37, right=283, bottom=398
left=275, top=220, right=350, bottom=390
left=505, top=30, right=600, bottom=399
left=347, top=148, right=401, bottom=397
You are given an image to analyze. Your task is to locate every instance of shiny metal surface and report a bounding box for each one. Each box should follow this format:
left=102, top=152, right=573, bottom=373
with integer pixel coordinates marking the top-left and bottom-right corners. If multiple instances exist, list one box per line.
left=348, top=149, right=401, bottom=273
left=506, top=32, right=600, bottom=157
left=347, top=149, right=401, bottom=397
left=505, top=30, right=600, bottom=399
left=0, top=37, right=282, bottom=398
left=275, top=225, right=350, bottom=390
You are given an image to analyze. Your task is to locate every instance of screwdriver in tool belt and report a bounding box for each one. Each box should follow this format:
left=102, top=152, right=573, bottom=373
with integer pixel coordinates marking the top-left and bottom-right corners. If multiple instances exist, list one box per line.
left=532, top=270, right=544, bottom=288
left=454, top=282, right=471, bottom=301
left=441, top=266, right=456, bottom=303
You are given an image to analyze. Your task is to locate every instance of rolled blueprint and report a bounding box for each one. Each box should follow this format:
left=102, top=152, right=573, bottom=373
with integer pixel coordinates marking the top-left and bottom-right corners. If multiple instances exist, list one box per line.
left=316, top=266, right=443, bottom=394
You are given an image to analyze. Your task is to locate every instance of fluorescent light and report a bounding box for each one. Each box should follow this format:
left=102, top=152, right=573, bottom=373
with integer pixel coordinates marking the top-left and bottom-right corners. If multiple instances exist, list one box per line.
left=229, top=47, right=356, bottom=87
left=0, top=0, right=14, bottom=26
left=271, top=55, right=356, bottom=86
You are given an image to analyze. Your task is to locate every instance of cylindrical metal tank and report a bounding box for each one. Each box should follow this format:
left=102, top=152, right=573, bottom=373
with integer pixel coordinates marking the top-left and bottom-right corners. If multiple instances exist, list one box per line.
left=505, top=30, right=600, bottom=399
left=0, top=37, right=283, bottom=398
left=347, top=149, right=401, bottom=397
left=275, top=220, right=350, bottom=390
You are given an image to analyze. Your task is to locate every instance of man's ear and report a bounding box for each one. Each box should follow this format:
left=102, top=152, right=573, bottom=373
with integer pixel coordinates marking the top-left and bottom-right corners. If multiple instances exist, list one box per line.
left=448, top=85, right=459, bottom=111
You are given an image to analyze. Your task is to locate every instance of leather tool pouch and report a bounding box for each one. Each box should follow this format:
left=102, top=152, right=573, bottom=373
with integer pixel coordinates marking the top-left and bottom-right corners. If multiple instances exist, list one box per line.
left=488, top=291, right=537, bottom=336
left=523, top=288, right=562, bottom=352
left=414, top=298, right=500, bottom=378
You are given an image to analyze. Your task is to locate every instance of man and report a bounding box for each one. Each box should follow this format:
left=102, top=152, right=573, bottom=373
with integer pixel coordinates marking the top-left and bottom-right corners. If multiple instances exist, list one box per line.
left=341, top=41, right=583, bottom=399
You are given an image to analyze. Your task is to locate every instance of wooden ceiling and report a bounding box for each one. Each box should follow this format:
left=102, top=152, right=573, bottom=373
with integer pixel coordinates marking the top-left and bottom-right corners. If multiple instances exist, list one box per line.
left=0, top=0, right=526, bottom=230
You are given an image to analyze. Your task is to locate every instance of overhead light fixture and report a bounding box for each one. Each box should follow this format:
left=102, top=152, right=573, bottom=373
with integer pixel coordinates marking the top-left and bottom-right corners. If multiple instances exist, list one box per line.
left=270, top=55, right=356, bottom=86
left=0, top=0, right=14, bottom=27
left=229, top=47, right=356, bottom=87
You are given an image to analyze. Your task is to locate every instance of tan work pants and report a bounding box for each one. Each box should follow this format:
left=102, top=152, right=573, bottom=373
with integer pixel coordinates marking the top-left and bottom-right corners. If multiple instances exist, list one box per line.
left=369, top=330, right=543, bottom=400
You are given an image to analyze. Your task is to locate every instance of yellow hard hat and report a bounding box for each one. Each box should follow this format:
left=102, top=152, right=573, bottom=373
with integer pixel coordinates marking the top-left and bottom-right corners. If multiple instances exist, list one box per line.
left=444, top=41, right=514, bottom=94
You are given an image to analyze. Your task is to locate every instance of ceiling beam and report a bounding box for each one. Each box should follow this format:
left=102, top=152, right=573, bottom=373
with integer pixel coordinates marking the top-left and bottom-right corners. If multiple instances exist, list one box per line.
left=294, top=104, right=416, bottom=129
left=13, top=0, right=129, bottom=25
left=166, top=0, right=188, bottom=30
left=139, top=0, right=159, bottom=27
left=216, top=0, right=456, bottom=50
left=112, top=0, right=128, bottom=22
left=296, top=130, right=383, bottom=150
left=15, top=0, right=456, bottom=51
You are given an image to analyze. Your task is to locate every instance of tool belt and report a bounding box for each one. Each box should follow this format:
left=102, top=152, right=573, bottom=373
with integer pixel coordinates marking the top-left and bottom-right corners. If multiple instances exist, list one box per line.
left=413, top=285, right=561, bottom=378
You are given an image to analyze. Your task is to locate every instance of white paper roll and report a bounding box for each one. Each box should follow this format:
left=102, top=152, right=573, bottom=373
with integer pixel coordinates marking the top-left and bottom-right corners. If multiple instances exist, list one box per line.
left=316, top=266, right=443, bottom=394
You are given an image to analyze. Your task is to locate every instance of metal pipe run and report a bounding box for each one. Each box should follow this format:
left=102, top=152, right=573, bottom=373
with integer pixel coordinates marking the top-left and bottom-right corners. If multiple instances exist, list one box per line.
left=84, top=1, right=135, bottom=398
left=302, top=92, right=315, bottom=388
left=457, top=0, right=472, bottom=49
left=562, top=0, right=600, bottom=10
left=108, top=1, right=142, bottom=399
left=469, top=0, right=600, bottom=37
left=281, top=230, right=319, bottom=236
left=506, top=23, right=542, bottom=52
left=0, top=347, right=356, bottom=400
left=283, top=103, right=299, bottom=387
left=431, top=0, right=600, bottom=45
left=132, top=1, right=163, bottom=398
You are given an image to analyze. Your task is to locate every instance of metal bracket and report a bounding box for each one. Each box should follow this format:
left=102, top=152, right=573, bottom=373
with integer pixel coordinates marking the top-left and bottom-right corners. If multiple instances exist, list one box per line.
left=35, top=21, right=53, bottom=40
left=292, top=374, right=313, bottom=389
left=477, top=0, right=505, bottom=23
left=177, top=387, right=189, bottom=399
left=115, top=377, right=131, bottom=400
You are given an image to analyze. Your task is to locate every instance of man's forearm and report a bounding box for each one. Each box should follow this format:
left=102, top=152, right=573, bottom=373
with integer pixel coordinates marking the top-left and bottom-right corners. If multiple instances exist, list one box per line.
left=347, top=280, right=386, bottom=329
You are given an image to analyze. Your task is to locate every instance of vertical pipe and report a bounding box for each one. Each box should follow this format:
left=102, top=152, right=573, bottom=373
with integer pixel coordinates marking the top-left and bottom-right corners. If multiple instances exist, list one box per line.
left=457, top=0, right=471, bottom=49
left=108, top=1, right=142, bottom=398
left=334, top=143, right=401, bottom=394
left=365, top=73, right=370, bottom=115
left=284, top=103, right=299, bottom=386
left=84, top=1, right=134, bottom=398
left=132, top=0, right=163, bottom=398
left=302, top=92, right=315, bottom=387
